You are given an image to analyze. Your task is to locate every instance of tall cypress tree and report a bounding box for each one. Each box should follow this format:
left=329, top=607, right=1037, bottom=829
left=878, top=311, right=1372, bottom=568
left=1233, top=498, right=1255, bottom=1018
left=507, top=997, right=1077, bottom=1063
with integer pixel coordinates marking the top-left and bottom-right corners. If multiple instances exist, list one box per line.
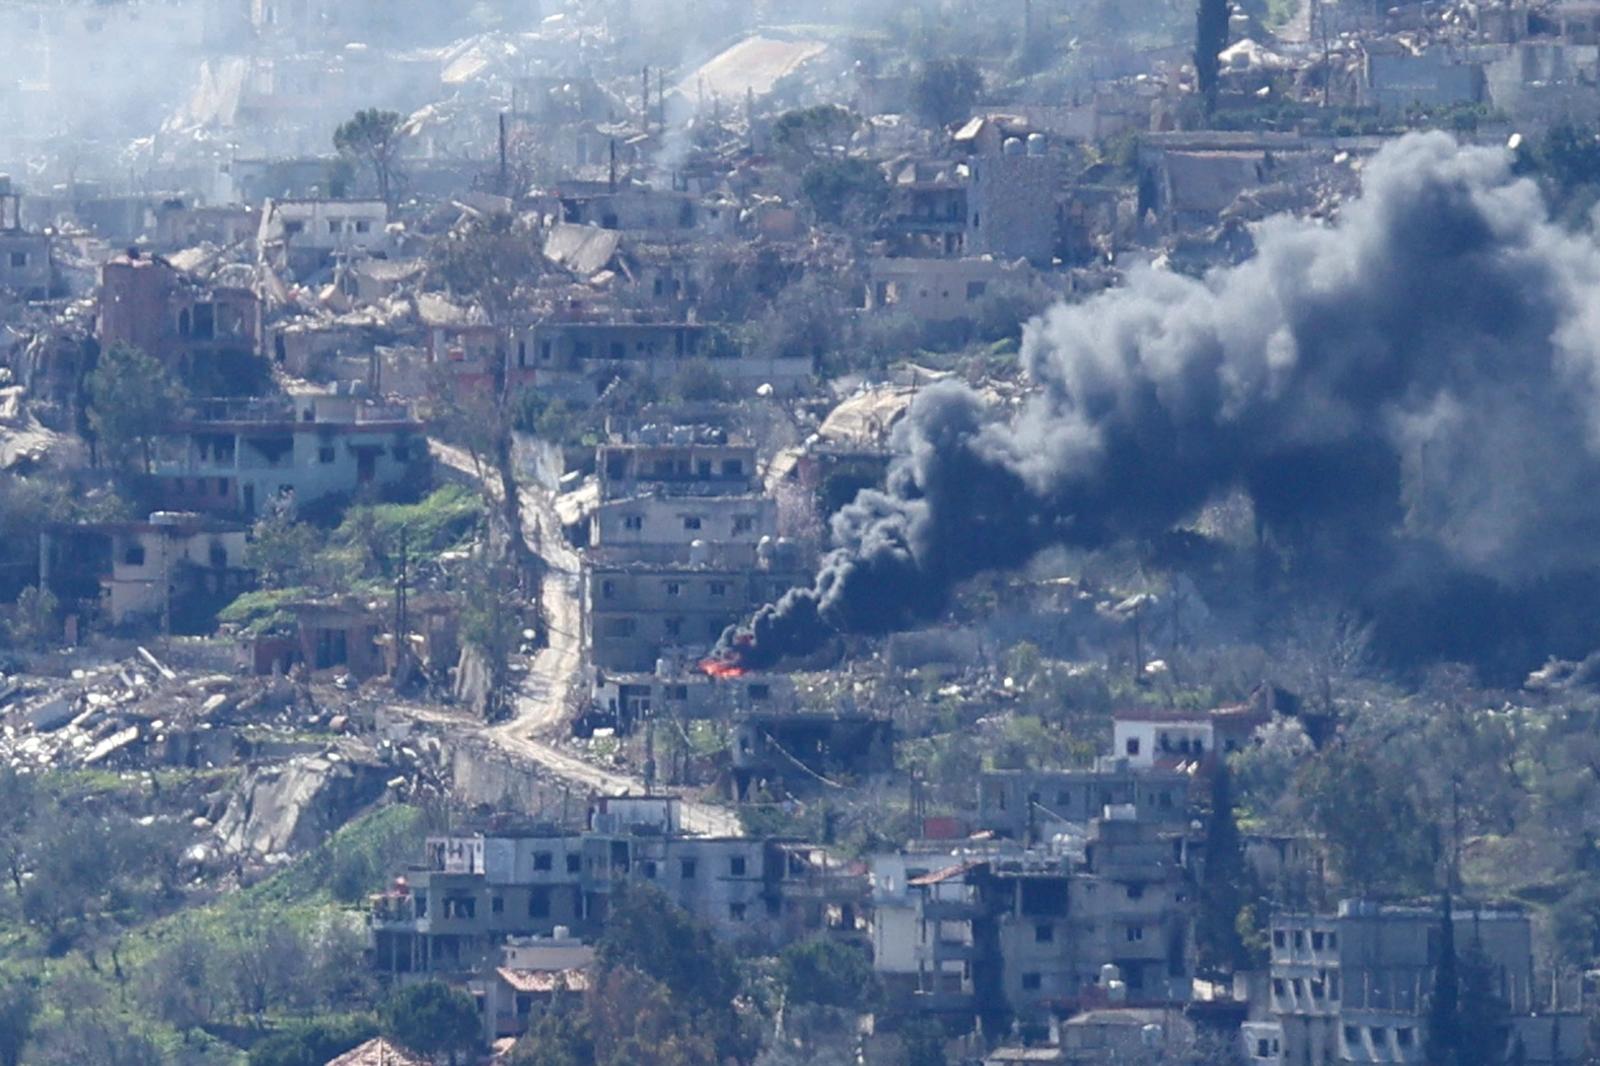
left=1196, top=764, right=1252, bottom=974
left=1427, top=893, right=1461, bottom=1066
left=1195, top=0, right=1230, bottom=115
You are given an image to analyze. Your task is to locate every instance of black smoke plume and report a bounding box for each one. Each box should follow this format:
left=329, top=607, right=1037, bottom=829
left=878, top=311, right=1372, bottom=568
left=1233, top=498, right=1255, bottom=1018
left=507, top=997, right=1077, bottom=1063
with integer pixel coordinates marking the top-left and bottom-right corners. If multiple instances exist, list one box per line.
left=728, top=133, right=1600, bottom=671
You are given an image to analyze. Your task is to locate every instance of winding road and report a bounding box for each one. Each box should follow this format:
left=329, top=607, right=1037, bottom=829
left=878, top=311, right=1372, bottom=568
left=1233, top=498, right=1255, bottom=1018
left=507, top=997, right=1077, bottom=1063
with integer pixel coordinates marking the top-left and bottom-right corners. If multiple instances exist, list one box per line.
left=419, top=440, right=742, bottom=837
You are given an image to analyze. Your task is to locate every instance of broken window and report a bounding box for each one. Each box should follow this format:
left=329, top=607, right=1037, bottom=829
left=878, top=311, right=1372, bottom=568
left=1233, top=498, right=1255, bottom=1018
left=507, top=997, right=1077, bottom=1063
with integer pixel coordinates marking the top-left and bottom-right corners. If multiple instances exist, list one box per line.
left=682, top=516, right=702, bottom=531
left=1021, top=972, right=1041, bottom=991
left=1035, top=924, right=1054, bottom=943
left=1126, top=737, right=1140, bottom=756
left=1126, top=925, right=1144, bottom=942
left=318, top=446, right=336, bottom=464
left=747, top=684, right=770, bottom=701
left=729, top=902, right=746, bottom=920
left=665, top=618, right=684, bottom=638
left=681, top=858, right=697, bottom=879
left=327, top=220, right=341, bottom=234
left=966, top=280, right=988, bottom=300
left=529, top=887, right=551, bottom=919
left=1312, top=931, right=1324, bottom=950
left=665, top=581, right=681, bottom=596
left=601, top=580, right=616, bottom=599
left=567, top=854, right=581, bottom=873
left=492, top=896, right=504, bottom=915
left=641, top=861, right=657, bottom=879
left=601, top=618, right=636, bottom=638
left=8, top=252, right=25, bottom=268
left=1127, top=883, right=1144, bottom=900
left=124, top=544, right=146, bottom=567
left=355, top=220, right=371, bottom=234
left=622, top=514, right=643, bottom=531
left=709, top=582, right=727, bottom=597
left=1396, top=1028, right=1414, bottom=1049
left=284, top=220, right=305, bottom=235
left=730, top=856, right=747, bottom=876
left=1019, top=879, right=1068, bottom=917
left=534, top=852, right=552, bottom=871
left=733, top=516, right=755, bottom=534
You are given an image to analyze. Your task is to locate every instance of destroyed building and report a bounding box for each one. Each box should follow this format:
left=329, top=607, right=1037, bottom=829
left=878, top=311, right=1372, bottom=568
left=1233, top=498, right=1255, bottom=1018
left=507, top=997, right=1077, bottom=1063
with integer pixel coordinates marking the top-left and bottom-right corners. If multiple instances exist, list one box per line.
left=40, top=511, right=251, bottom=631
left=369, top=796, right=866, bottom=977
left=97, top=249, right=263, bottom=388
left=152, top=393, right=426, bottom=517
left=1266, top=901, right=1583, bottom=1066
left=872, top=809, right=1196, bottom=1033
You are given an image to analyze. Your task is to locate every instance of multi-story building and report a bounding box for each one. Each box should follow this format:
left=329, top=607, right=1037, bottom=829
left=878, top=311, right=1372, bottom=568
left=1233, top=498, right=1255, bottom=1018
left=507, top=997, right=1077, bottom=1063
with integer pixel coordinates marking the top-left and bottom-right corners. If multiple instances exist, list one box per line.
left=97, top=249, right=262, bottom=387
left=0, top=186, right=53, bottom=300
left=580, top=552, right=808, bottom=672
left=874, top=811, right=1196, bottom=1034
left=369, top=797, right=866, bottom=979
left=152, top=393, right=426, bottom=517
left=581, top=434, right=776, bottom=565
left=977, top=762, right=1191, bottom=843
left=39, top=511, right=251, bottom=630
left=1268, top=900, right=1582, bottom=1066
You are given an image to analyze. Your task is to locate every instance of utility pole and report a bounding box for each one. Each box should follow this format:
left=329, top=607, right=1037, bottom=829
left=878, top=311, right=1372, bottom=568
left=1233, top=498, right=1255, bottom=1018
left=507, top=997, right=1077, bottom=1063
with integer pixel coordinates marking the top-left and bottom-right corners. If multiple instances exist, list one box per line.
left=498, top=112, right=509, bottom=196
left=393, top=523, right=409, bottom=683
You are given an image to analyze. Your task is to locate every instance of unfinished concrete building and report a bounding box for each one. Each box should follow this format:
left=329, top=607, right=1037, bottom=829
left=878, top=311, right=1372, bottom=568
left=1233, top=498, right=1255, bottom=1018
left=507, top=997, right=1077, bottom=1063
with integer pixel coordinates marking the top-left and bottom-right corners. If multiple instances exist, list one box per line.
left=369, top=797, right=866, bottom=978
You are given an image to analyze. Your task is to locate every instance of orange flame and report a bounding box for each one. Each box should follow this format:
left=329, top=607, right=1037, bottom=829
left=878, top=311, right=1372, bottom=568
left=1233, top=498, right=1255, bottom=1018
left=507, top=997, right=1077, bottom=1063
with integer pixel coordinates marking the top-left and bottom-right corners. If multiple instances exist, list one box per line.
left=699, top=658, right=746, bottom=679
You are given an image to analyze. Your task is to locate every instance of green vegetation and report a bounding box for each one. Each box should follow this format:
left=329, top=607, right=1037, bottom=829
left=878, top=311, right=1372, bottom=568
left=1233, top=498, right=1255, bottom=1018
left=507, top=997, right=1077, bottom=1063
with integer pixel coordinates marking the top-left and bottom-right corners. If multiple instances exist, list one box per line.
left=333, top=108, right=406, bottom=205
left=226, top=485, right=483, bottom=634
left=85, top=344, right=186, bottom=475
left=777, top=938, right=881, bottom=1011
left=909, top=57, right=983, bottom=128
left=379, top=982, right=479, bottom=1063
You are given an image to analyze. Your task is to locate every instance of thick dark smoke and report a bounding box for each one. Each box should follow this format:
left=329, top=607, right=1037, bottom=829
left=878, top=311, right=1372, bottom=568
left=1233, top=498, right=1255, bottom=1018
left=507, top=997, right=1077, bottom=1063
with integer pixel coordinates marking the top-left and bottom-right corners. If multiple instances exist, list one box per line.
left=729, top=133, right=1600, bottom=670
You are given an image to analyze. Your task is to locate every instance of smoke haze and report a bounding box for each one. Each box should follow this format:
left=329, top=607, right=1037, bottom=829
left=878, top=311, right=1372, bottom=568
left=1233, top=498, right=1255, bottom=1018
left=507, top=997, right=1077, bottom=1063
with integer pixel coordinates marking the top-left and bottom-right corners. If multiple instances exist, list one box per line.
left=732, top=132, right=1600, bottom=669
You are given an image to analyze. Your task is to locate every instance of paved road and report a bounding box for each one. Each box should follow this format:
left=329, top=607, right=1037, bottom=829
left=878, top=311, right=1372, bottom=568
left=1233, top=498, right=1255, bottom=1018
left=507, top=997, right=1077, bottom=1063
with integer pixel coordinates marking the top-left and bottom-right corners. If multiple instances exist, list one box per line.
left=423, top=440, right=742, bottom=838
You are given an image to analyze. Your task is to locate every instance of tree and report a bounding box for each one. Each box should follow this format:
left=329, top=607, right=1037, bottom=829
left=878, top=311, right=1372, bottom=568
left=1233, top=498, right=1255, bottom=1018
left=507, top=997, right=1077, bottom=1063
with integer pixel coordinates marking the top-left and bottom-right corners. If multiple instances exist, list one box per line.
left=1195, top=0, right=1230, bottom=115
left=595, top=883, right=751, bottom=1064
left=246, top=499, right=324, bottom=590
left=800, top=158, right=890, bottom=229
left=773, top=105, right=857, bottom=162
left=1294, top=745, right=1439, bottom=897
left=85, top=343, right=185, bottom=474
left=778, top=938, right=881, bottom=1011
left=1196, top=764, right=1259, bottom=974
left=380, top=981, right=479, bottom=1065
left=910, top=58, right=983, bottom=128
left=247, top=1017, right=377, bottom=1066
left=506, top=1008, right=593, bottom=1066
left=1427, top=894, right=1462, bottom=1066
left=0, top=971, right=38, bottom=1066
left=901, top=1018, right=948, bottom=1066
left=4, top=585, right=60, bottom=652
left=334, top=109, right=406, bottom=205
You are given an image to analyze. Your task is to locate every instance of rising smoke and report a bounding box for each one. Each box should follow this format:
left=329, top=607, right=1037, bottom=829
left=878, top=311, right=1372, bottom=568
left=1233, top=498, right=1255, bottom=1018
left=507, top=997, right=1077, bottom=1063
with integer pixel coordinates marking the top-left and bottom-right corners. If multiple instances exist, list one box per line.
left=728, top=132, right=1600, bottom=670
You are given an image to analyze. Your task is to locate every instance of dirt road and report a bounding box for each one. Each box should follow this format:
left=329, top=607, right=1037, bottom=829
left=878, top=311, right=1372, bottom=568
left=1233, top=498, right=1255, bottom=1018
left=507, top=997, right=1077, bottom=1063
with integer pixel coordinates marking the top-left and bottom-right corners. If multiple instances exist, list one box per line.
left=423, top=440, right=742, bottom=837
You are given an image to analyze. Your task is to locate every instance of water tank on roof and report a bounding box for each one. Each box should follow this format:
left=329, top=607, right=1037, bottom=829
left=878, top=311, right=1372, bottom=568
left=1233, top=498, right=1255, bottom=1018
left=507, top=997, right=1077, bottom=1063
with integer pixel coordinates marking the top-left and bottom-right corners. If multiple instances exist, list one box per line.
left=149, top=512, right=202, bottom=526
left=553, top=925, right=571, bottom=940
left=1027, top=133, right=1048, bottom=156
left=1002, top=136, right=1026, bottom=156
left=688, top=539, right=710, bottom=565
